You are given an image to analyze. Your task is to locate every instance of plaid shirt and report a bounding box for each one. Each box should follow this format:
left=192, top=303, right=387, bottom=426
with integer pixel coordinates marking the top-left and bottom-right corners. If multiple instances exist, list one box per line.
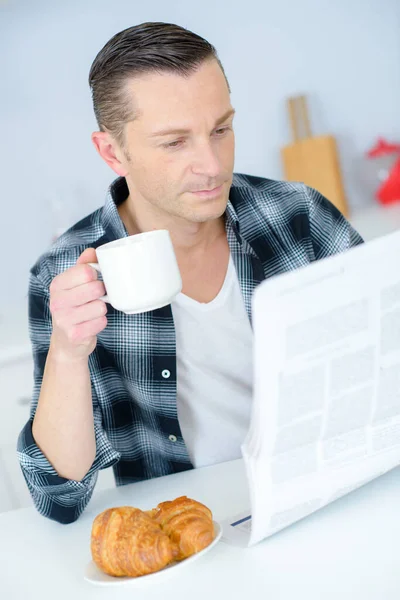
left=17, top=174, right=363, bottom=523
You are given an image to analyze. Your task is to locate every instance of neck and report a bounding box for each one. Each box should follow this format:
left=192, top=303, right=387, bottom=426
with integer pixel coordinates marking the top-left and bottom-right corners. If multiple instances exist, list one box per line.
left=118, top=192, right=226, bottom=255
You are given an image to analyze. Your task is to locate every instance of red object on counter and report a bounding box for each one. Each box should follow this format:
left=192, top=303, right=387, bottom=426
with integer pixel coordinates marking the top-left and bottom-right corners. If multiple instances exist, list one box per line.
left=367, top=138, right=400, bottom=205
left=377, top=158, right=400, bottom=205
left=367, top=138, right=400, bottom=158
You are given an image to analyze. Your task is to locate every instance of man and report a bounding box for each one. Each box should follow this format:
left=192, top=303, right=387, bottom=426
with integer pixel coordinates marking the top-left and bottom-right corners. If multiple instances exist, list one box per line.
left=17, top=22, right=363, bottom=524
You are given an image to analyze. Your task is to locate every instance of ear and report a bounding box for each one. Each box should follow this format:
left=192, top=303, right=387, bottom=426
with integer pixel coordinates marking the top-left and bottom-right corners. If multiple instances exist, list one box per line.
left=91, top=131, right=128, bottom=177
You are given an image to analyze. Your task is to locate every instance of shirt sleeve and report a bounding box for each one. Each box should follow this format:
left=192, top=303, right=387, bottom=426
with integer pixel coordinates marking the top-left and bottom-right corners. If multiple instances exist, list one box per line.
left=305, top=186, right=364, bottom=258
left=17, top=271, right=121, bottom=524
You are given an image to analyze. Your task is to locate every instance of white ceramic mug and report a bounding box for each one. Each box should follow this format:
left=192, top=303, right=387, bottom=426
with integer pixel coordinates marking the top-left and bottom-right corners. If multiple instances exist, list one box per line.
left=89, top=230, right=182, bottom=314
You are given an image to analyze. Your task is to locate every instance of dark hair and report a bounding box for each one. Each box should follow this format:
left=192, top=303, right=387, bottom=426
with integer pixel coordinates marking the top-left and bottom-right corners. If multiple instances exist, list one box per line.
left=88, top=22, right=229, bottom=147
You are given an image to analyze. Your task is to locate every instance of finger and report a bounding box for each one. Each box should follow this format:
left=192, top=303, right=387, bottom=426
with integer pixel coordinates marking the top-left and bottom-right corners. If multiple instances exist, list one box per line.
left=50, top=263, right=98, bottom=293
left=69, top=299, right=107, bottom=326
left=53, top=300, right=107, bottom=329
left=50, top=280, right=106, bottom=312
left=76, top=248, right=98, bottom=265
left=68, top=316, right=108, bottom=344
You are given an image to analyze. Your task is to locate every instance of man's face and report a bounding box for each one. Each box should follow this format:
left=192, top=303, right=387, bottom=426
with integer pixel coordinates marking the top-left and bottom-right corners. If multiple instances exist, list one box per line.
left=119, top=59, right=235, bottom=224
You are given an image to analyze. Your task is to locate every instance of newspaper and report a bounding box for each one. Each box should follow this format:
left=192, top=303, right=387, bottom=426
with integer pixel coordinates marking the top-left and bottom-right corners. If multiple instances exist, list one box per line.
left=222, top=229, right=400, bottom=547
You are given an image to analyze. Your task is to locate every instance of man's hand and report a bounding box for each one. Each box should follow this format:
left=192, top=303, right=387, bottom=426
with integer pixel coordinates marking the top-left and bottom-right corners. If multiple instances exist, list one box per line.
left=49, top=248, right=107, bottom=361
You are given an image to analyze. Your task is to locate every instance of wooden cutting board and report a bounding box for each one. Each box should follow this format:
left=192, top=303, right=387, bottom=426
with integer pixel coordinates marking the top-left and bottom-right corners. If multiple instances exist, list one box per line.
left=281, top=95, right=349, bottom=217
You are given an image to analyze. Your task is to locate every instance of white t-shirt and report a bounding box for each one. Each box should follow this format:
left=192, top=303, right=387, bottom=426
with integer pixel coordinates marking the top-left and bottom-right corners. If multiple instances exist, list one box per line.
left=171, top=256, right=253, bottom=468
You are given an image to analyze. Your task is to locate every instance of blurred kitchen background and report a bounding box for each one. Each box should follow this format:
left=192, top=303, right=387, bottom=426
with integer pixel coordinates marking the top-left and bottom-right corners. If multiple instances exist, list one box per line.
left=0, top=0, right=399, bottom=512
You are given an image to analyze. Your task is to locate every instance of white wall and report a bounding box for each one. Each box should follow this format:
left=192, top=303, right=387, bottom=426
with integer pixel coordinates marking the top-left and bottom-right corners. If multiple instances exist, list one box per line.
left=2, top=0, right=400, bottom=312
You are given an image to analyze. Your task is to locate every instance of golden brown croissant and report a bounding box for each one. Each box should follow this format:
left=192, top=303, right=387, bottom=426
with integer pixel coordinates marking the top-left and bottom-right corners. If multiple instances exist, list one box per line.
left=151, top=496, right=215, bottom=560
left=91, top=506, right=176, bottom=577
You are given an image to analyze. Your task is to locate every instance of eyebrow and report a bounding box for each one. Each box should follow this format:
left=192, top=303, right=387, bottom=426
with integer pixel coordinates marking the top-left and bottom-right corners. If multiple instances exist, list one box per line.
left=149, top=108, right=236, bottom=138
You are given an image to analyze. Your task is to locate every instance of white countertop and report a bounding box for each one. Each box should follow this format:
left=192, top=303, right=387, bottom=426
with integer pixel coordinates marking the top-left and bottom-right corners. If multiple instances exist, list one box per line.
left=1, top=459, right=399, bottom=600
left=349, top=201, right=400, bottom=242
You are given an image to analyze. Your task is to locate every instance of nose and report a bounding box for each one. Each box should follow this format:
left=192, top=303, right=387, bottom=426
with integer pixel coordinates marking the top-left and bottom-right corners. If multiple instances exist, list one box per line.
left=191, top=141, right=221, bottom=179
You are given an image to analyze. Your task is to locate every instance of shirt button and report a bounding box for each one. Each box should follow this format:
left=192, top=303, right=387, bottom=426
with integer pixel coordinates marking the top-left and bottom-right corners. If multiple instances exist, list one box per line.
left=168, top=434, right=177, bottom=443
left=162, top=369, right=171, bottom=379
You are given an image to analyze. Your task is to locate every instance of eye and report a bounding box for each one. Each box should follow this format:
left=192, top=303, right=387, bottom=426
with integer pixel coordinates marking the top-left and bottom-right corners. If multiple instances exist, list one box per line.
left=214, top=126, right=231, bottom=136
left=163, top=140, right=183, bottom=149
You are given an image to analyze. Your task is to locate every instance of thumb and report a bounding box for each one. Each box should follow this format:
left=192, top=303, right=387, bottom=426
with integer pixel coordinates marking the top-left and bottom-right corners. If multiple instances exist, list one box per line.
left=76, top=247, right=98, bottom=265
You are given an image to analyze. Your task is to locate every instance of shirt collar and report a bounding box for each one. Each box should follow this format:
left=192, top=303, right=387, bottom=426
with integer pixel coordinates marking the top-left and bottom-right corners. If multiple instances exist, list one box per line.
left=225, top=198, right=241, bottom=235
left=225, top=193, right=259, bottom=259
left=100, top=177, right=129, bottom=241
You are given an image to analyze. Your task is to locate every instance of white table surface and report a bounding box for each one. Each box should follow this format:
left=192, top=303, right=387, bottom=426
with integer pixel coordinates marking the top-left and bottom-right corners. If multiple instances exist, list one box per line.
left=349, top=202, right=400, bottom=242
left=1, top=458, right=399, bottom=600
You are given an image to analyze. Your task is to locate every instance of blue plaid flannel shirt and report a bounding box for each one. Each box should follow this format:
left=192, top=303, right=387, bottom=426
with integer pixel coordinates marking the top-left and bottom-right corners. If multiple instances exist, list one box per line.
left=17, top=173, right=363, bottom=523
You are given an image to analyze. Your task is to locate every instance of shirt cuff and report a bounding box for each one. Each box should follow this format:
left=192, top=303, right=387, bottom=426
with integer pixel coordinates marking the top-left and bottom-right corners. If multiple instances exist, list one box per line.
left=17, top=418, right=121, bottom=490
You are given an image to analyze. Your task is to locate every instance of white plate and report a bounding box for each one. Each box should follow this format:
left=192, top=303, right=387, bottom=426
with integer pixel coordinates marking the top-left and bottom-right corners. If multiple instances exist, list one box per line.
left=84, top=520, right=222, bottom=587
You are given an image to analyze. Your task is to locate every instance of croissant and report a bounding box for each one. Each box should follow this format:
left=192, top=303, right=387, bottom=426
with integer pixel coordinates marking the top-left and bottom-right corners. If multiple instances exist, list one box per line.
left=91, top=506, right=176, bottom=577
left=150, top=496, right=215, bottom=560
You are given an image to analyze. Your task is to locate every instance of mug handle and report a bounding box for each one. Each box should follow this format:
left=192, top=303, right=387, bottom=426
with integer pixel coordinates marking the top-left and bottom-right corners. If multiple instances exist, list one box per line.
left=88, top=263, right=109, bottom=303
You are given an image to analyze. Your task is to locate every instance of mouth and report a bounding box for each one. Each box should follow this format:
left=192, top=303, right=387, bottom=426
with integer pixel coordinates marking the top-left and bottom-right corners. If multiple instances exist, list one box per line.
left=189, top=184, right=225, bottom=199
